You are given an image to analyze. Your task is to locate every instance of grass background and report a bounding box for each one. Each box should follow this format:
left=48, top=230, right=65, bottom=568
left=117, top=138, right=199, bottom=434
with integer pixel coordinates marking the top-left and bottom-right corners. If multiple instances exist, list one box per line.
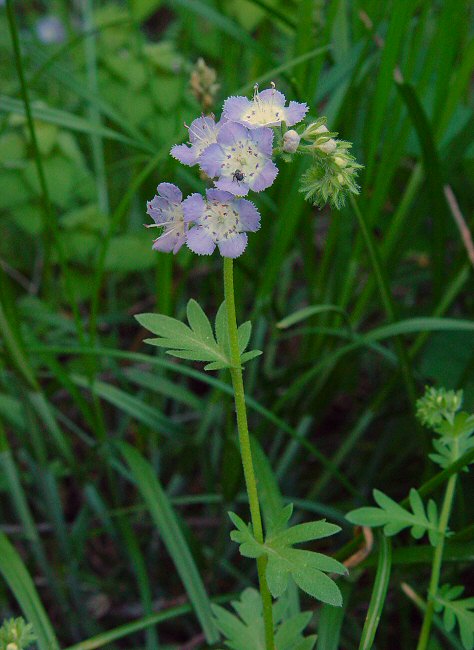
left=0, top=0, right=473, bottom=647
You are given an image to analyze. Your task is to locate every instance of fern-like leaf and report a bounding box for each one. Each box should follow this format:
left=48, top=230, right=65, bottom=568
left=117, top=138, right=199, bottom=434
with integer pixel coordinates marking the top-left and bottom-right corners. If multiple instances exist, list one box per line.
left=429, top=412, right=474, bottom=469
left=212, top=588, right=316, bottom=650
left=346, top=488, right=440, bottom=546
left=434, top=584, right=474, bottom=650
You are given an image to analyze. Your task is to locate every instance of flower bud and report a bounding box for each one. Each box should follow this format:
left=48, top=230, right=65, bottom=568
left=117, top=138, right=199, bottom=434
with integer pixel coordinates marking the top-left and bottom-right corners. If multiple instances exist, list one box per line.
left=282, top=129, right=301, bottom=153
left=334, top=156, right=347, bottom=167
left=317, top=139, right=337, bottom=154
left=190, top=58, right=219, bottom=111
left=302, top=122, right=328, bottom=138
left=302, top=122, right=338, bottom=153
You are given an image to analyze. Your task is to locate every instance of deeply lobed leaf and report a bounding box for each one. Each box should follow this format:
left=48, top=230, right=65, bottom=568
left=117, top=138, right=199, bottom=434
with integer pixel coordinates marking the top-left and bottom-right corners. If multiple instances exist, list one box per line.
left=435, top=584, right=474, bottom=650
left=346, top=488, right=440, bottom=545
left=137, top=300, right=261, bottom=371
left=229, top=506, right=345, bottom=607
left=212, top=588, right=316, bottom=650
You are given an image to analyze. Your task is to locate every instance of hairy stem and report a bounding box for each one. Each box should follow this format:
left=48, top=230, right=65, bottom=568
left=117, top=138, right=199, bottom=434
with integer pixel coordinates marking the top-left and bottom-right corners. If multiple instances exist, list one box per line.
left=223, top=257, right=275, bottom=650
left=415, top=469, right=458, bottom=650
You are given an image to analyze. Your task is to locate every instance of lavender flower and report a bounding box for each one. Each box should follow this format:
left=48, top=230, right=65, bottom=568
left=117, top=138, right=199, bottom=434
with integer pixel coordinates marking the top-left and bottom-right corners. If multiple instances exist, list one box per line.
left=36, top=16, right=66, bottom=44
left=183, top=189, right=260, bottom=258
left=146, top=183, right=187, bottom=254
left=223, top=83, right=308, bottom=129
left=198, top=121, right=278, bottom=196
left=170, top=115, right=225, bottom=167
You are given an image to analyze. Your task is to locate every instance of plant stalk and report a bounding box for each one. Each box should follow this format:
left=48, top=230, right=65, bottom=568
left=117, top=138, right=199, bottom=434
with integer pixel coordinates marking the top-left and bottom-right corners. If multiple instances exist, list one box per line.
left=415, top=471, right=457, bottom=650
left=223, top=257, right=275, bottom=650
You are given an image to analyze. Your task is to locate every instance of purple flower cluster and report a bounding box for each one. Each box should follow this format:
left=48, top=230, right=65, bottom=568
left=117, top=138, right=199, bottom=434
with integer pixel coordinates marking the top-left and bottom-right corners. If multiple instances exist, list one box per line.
left=147, top=84, right=308, bottom=258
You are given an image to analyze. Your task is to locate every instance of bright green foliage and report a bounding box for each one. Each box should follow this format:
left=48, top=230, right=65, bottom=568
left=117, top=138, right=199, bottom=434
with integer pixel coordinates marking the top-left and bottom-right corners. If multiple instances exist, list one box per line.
left=136, top=300, right=261, bottom=371
left=429, top=412, right=474, bottom=469
left=416, top=387, right=474, bottom=468
left=346, top=488, right=440, bottom=546
left=0, top=618, right=36, bottom=650
left=212, top=588, right=316, bottom=650
left=434, top=585, right=474, bottom=650
left=229, top=505, right=346, bottom=606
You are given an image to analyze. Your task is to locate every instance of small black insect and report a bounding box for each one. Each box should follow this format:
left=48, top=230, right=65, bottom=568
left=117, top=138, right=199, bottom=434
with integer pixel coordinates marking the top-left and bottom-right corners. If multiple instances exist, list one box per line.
left=232, top=169, right=245, bottom=182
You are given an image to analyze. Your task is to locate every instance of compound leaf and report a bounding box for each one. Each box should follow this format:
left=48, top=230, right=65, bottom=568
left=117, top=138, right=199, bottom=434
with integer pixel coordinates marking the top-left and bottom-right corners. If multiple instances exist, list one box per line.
left=137, top=301, right=262, bottom=370
left=230, top=506, right=345, bottom=607
left=213, top=588, right=316, bottom=650
left=136, top=301, right=231, bottom=370
left=346, top=489, right=440, bottom=545
left=434, top=584, right=474, bottom=650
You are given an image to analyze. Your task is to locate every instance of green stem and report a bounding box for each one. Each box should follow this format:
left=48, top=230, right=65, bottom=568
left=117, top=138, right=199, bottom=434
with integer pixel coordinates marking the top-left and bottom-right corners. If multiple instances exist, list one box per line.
left=415, top=470, right=458, bottom=650
left=223, top=258, right=275, bottom=650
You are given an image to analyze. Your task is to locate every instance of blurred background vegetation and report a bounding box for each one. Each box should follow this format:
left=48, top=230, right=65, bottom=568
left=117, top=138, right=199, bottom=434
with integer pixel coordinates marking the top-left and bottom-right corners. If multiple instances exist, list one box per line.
left=0, top=0, right=473, bottom=648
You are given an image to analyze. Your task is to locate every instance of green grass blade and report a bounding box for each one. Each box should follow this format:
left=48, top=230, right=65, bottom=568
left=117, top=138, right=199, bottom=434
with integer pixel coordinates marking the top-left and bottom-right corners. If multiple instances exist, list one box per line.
left=362, top=543, right=474, bottom=567
left=0, top=532, right=60, bottom=650
left=246, top=0, right=296, bottom=28
left=31, top=344, right=354, bottom=493
left=26, top=42, right=151, bottom=150
left=116, top=516, right=159, bottom=649
left=363, top=318, right=474, bottom=341
left=350, top=196, right=417, bottom=407
left=71, top=375, right=182, bottom=435
left=0, top=423, right=65, bottom=606
left=0, top=298, right=38, bottom=390
left=118, top=442, right=219, bottom=643
left=124, top=367, right=204, bottom=411
left=82, top=0, right=109, bottom=215
left=365, top=1, right=414, bottom=181
left=395, top=79, right=449, bottom=299
left=0, top=95, right=153, bottom=152
left=28, top=391, right=74, bottom=463
left=277, top=304, right=351, bottom=330
left=64, top=594, right=234, bottom=650
left=358, top=534, right=392, bottom=650
left=169, top=0, right=269, bottom=57
left=277, top=316, right=474, bottom=408
left=64, top=602, right=191, bottom=650
left=317, top=583, right=351, bottom=650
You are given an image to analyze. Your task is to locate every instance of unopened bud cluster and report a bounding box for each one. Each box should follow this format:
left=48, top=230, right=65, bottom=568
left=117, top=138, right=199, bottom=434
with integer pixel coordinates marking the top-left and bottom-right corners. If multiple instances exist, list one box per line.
left=278, top=116, right=363, bottom=209
left=416, top=386, right=463, bottom=430
left=0, top=619, right=36, bottom=650
left=189, top=58, right=220, bottom=112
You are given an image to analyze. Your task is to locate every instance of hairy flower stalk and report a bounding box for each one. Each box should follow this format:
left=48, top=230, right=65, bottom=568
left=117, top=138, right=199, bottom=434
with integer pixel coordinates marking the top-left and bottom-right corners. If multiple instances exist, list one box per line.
left=223, top=258, right=275, bottom=650
left=141, top=82, right=363, bottom=649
